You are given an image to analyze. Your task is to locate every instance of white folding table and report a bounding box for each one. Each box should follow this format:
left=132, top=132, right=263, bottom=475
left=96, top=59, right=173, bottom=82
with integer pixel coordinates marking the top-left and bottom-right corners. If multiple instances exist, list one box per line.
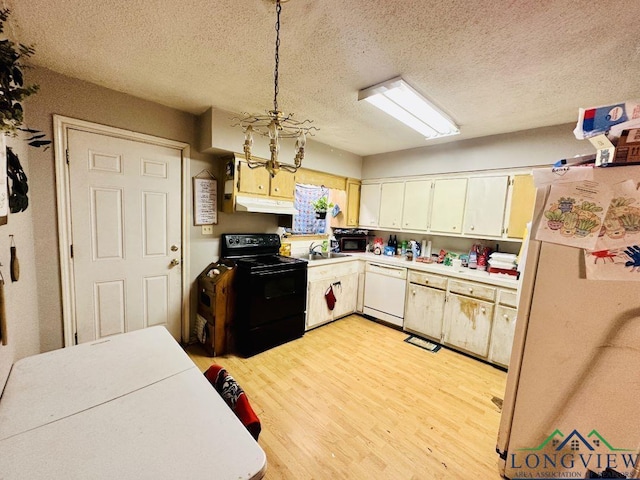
left=0, top=326, right=266, bottom=479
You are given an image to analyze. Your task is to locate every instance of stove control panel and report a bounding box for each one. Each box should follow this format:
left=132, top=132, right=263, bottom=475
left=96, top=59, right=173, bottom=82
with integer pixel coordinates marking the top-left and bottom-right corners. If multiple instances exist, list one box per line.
left=221, top=233, right=281, bottom=257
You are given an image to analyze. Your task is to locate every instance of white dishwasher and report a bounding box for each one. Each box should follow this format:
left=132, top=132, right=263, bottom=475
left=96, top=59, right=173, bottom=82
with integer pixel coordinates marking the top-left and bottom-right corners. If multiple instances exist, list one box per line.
left=363, top=262, right=407, bottom=327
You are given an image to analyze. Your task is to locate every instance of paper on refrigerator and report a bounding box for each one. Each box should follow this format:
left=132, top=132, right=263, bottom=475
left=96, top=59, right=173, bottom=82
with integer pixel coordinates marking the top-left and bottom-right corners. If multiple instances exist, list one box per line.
left=584, top=179, right=640, bottom=280
left=535, top=180, right=613, bottom=249
left=532, top=165, right=594, bottom=187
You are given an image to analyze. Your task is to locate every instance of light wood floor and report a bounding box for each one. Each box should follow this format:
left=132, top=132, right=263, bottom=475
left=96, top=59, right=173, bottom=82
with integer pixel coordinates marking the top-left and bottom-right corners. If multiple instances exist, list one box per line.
left=187, top=315, right=507, bottom=479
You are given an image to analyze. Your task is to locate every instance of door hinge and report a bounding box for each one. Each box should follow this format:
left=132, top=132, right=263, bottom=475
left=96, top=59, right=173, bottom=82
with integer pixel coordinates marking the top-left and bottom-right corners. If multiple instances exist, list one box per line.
left=66, top=148, right=70, bottom=164
left=70, top=244, right=74, bottom=258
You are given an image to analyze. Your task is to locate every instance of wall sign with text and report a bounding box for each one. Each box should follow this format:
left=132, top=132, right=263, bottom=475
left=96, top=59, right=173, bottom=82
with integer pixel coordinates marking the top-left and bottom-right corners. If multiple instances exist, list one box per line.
left=193, top=174, right=217, bottom=225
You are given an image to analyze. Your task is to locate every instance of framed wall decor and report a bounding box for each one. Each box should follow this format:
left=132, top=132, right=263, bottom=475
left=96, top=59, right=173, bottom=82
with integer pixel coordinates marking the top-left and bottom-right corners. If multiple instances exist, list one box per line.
left=193, top=170, right=217, bottom=225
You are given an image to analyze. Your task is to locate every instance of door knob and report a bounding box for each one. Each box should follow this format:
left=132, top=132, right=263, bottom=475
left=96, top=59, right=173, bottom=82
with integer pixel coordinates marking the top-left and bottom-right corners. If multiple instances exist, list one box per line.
left=169, top=259, right=180, bottom=267
left=171, top=245, right=179, bottom=252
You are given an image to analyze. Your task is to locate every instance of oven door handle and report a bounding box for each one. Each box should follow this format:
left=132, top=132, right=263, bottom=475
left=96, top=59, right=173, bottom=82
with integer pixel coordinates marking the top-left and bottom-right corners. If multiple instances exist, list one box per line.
left=253, top=267, right=305, bottom=278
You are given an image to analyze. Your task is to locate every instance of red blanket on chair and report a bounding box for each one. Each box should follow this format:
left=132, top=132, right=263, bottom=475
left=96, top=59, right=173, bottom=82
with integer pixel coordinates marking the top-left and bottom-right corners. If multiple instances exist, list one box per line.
left=204, top=365, right=261, bottom=441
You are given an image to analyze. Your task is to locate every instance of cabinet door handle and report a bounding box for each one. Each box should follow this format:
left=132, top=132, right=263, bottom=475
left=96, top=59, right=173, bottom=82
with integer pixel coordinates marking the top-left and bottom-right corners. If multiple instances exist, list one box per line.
left=481, top=307, right=486, bottom=314
left=274, top=187, right=279, bottom=192
left=258, top=185, right=264, bottom=190
left=424, top=280, right=429, bottom=284
left=412, top=289, right=416, bottom=295
left=503, top=314, right=509, bottom=320
left=468, top=288, right=473, bottom=293
left=470, top=226, right=475, bottom=231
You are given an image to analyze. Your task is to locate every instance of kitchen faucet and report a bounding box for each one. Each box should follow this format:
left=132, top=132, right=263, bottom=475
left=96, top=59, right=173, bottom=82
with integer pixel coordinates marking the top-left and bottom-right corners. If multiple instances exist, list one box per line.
left=309, top=242, right=324, bottom=257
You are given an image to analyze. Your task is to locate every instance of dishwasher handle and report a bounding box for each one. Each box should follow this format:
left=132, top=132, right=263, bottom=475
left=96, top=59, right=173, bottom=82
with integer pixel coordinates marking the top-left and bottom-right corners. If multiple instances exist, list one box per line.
left=366, top=262, right=407, bottom=279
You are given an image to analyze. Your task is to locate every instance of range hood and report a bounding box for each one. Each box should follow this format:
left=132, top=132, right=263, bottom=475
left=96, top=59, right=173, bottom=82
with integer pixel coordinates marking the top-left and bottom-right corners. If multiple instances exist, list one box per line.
left=234, top=195, right=298, bottom=215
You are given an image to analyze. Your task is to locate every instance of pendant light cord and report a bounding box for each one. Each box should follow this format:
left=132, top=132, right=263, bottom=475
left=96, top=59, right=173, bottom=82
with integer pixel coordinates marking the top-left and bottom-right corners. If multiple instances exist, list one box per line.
left=273, top=0, right=281, bottom=113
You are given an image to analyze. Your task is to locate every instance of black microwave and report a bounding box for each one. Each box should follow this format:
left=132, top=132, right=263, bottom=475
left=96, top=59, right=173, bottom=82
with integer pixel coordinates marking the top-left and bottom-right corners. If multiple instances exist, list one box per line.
left=338, top=236, right=367, bottom=252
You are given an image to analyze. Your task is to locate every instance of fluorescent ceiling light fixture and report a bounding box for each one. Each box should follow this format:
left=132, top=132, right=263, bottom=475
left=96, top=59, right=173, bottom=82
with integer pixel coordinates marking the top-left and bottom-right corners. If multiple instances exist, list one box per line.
left=358, top=77, right=459, bottom=139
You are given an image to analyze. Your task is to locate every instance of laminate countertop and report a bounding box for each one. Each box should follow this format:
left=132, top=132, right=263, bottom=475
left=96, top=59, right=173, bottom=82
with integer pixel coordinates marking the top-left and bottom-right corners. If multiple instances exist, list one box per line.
left=304, top=252, right=520, bottom=289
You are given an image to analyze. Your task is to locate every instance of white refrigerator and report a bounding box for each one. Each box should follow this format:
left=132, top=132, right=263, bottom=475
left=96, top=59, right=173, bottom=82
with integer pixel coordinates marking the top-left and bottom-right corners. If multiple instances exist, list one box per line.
left=497, top=166, right=640, bottom=480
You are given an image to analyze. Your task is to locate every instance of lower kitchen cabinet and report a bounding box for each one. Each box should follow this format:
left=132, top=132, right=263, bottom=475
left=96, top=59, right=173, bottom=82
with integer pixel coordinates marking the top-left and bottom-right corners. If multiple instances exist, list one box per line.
left=402, top=268, right=517, bottom=367
left=442, top=278, right=496, bottom=358
left=404, top=271, right=447, bottom=341
left=443, top=294, right=494, bottom=358
left=332, top=273, right=358, bottom=319
left=489, top=305, right=517, bottom=367
left=488, top=288, right=518, bottom=367
left=306, top=261, right=359, bottom=330
left=307, top=279, right=334, bottom=329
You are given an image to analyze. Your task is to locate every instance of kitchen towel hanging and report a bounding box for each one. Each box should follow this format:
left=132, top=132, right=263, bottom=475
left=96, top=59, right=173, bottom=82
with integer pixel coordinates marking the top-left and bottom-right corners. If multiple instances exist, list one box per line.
left=324, top=285, right=336, bottom=310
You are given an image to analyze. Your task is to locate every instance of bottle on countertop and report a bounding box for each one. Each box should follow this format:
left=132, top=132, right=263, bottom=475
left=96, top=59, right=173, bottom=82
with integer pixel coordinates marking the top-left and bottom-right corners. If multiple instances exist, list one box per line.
left=468, top=244, right=479, bottom=269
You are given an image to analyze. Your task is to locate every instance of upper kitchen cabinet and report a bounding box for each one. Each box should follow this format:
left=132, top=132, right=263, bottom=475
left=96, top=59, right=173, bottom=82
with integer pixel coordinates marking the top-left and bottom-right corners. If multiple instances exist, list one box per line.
left=430, top=178, right=468, bottom=234
left=505, top=174, right=536, bottom=239
left=237, top=160, right=270, bottom=196
left=222, top=153, right=296, bottom=214
left=359, top=183, right=381, bottom=228
left=269, top=168, right=295, bottom=199
left=462, top=176, right=509, bottom=237
left=402, top=179, right=432, bottom=231
left=378, top=182, right=405, bottom=229
left=345, top=179, right=361, bottom=227
left=237, top=160, right=295, bottom=200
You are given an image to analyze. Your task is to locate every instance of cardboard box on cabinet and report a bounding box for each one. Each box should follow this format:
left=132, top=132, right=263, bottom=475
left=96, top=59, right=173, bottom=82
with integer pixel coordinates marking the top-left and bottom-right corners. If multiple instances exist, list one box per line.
left=614, top=128, right=640, bottom=164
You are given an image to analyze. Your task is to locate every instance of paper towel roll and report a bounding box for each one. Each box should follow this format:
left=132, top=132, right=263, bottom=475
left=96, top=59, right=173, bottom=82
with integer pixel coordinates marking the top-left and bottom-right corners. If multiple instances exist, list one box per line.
left=421, top=240, right=427, bottom=256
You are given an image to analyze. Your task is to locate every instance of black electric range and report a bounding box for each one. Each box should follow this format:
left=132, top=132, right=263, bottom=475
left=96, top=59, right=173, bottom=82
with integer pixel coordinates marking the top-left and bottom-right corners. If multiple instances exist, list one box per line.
left=221, top=233, right=308, bottom=356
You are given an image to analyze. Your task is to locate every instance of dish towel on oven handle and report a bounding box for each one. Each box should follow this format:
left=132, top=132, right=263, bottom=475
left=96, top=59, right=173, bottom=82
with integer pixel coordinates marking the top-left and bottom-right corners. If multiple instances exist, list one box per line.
left=204, top=364, right=261, bottom=441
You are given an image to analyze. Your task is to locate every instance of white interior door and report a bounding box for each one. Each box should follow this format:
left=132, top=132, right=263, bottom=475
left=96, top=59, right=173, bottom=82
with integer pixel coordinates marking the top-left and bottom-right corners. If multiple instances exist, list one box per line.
left=68, top=129, right=182, bottom=343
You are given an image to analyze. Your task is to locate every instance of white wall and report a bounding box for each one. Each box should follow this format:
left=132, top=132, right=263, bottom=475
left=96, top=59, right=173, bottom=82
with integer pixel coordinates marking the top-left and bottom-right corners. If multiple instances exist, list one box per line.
left=199, top=107, right=363, bottom=179
left=362, top=123, right=594, bottom=179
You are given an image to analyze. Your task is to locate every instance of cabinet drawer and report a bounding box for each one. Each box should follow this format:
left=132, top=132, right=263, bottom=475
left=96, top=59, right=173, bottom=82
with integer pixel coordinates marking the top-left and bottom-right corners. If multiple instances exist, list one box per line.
left=408, top=271, right=447, bottom=290
left=447, top=279, right=496, bottom=302
left=308, top=260, right=358, bottom=281
left=332, top=261, right=360, bottom=277
left=498, top=289, right=518, bottom=308
left=308, top=264, right=337, bottom=281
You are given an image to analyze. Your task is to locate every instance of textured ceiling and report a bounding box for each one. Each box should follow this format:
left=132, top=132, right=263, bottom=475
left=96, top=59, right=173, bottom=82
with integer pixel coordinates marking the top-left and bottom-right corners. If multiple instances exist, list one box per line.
left=7, top=0, right=640, bottom=156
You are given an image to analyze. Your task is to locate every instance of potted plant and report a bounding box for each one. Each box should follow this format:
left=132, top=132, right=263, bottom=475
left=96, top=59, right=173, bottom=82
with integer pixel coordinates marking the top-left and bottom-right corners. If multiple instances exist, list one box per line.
left=0, top=8, right=47, bottom=144
left=311, top=196, right=333, bottom=219
left=0, top=9, right=50, bottom=219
